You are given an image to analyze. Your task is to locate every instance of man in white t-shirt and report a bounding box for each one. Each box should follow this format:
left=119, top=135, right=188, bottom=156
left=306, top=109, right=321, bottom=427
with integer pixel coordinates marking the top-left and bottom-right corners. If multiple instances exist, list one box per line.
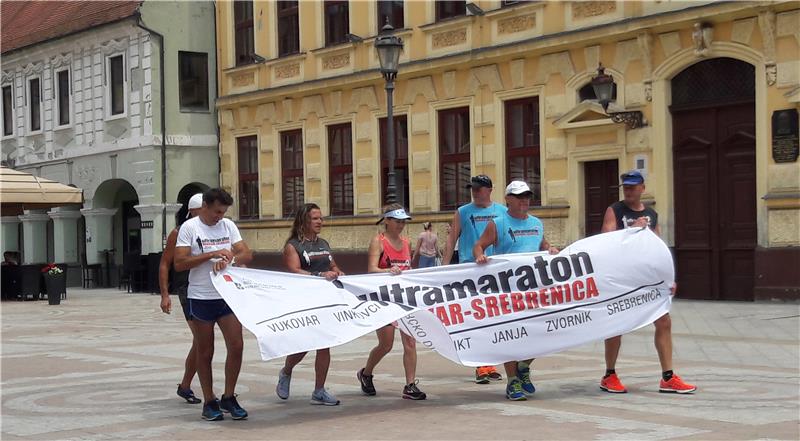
left=174, top=188, right=252, bottom=422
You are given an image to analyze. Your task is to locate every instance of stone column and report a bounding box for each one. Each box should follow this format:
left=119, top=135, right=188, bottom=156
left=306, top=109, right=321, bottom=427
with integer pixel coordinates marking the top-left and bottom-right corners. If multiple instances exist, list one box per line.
left=134, top=204, right=166, bottom=254
left=18, top=210, right=50, bottom=264
left=1, top=216, right=21, bottom=254
left=47, top=207, right=82, bottom=264
left=164, top=203, right=183, bottom=235
left=80, top=208, right=117, bottom=265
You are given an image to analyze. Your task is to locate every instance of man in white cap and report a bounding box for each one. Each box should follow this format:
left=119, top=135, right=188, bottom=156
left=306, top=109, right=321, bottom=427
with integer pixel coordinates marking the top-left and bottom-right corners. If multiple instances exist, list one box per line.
left=473, top=180, right=559, bottom=401
left=159, top=193, right=204, bottom=404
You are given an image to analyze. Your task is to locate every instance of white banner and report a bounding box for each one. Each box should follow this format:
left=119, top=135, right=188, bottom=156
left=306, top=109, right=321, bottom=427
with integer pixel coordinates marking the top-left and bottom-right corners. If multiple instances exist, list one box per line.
left=212, top=228, right=673, bottom=365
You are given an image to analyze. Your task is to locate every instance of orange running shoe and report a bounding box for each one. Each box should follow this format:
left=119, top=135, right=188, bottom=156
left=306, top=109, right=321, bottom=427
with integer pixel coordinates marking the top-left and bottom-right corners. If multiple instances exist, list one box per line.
left=600, top=373, right=627, bottom=393
left=475, top=366, right=491, bottom=384
left=659, top=375, right=696, bottom=394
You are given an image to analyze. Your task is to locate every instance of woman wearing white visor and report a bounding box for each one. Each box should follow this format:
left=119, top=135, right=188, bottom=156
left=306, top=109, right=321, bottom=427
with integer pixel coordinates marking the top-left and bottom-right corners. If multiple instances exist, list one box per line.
left=357, top=203, right=426, bottom=400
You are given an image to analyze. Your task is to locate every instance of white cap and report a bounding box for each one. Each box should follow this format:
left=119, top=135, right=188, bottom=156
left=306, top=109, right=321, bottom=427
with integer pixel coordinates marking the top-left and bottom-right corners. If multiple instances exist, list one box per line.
left=505, top=181, right=532, bottom=195
left=186, top=193, right=203, bottom=218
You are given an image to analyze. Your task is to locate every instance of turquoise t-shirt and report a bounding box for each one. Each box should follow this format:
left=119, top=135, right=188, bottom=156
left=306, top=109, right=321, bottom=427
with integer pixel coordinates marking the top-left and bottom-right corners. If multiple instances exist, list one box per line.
left=457, top=202, right=508, bottom=262
left=492, top=212, right=545, bottom=255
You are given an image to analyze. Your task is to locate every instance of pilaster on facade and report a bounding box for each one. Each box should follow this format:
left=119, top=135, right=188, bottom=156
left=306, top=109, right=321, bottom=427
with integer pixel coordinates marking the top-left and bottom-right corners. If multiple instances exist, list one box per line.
left=81, top=208, right=118, bottom=264
left=18, top=210, right=50, bottom=264
left=47, top=208, right=82, bottom=263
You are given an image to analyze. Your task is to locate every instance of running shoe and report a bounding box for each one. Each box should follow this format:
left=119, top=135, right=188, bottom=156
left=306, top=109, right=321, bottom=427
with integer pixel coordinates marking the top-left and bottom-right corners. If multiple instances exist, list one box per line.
left=357, top=368, right=376, bottom=396
left=516, top=364, right=535, bottom=395
left=220, top=394, right=248, bottom=420
left=600, top=373, right=627, bottom=393
left=176, top=384, right=201, bottom=404
left=276, top=368, right=291, bottom=400
left=659, top=375, right=696, bottom=394
left=402, top=380, right=427, bottom=400
left=506, top=379, right=527, bottom=401
left=201, top=399, right=224, bottom=421
left=487, top=366, right=503, bottom=381
left=475, top=366, right=491, bottom=384
left=310, top=387, right=340, bottom=406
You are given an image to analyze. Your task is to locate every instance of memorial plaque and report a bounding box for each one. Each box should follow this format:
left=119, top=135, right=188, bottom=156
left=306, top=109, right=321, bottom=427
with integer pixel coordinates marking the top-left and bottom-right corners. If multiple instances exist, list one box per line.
left=772, top=109, right=799, bottom=163
left=140, top=220, right=154, bottom=229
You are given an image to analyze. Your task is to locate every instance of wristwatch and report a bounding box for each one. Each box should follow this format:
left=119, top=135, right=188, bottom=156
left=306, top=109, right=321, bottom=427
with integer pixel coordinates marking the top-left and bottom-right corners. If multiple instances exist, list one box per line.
left=311, top=271, right=320, bottom=277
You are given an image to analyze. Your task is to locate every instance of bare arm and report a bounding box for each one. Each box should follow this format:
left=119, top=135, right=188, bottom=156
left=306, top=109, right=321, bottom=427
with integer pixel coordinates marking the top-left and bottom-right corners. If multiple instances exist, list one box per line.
left=173, top=246, right=231, bottom=272
left=540, top=237, right=559, bottom=254
left=159, top=229, right=178, bottom=313
left=600, top=207, right=618, bottom=233
left=231, top=240, right=253, bottom=266
left=473, top=221, right=497, bottom=264
left=412, top=235, right=423, bottom=260
left=367, top=235, right=391, bottom=273
left=442, top=211, right=461, bottom=265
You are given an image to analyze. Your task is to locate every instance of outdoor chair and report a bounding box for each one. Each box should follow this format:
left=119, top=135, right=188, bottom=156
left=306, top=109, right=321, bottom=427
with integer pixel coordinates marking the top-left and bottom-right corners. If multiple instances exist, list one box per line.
left=18, top=264, right=43, bottom=301
left=122, top=252, right=147, bottom=293
left=1, top=265, right=22, bottom=300
left=80, top=252, right=102, bottom=289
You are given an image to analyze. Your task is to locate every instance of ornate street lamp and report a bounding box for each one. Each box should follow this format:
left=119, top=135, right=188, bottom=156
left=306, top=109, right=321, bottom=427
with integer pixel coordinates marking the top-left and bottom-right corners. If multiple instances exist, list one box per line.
left=375, top=23, right=404, bottom=204
left=591, top=64, right=645, bottom=129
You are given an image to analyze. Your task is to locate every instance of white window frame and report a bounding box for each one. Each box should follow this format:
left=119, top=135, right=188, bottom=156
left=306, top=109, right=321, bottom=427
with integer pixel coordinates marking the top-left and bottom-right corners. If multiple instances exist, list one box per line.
left=1, top=81, right=14, bottom=139
left=54, top=66, right=73, bottom=130
left=105, top=53, right=128, bottom=121
left=26, top=75, right=43, bottom=135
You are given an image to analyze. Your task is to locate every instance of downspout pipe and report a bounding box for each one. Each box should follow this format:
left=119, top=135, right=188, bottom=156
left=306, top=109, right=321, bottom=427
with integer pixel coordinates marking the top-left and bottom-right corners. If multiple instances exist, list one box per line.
left=135, top=14, right=168, bottom=249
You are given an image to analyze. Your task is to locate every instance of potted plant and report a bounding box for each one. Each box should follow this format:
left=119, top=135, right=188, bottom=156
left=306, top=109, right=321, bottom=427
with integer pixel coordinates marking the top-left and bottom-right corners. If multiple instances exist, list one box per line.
left=41, top=263, right=66, bottom=305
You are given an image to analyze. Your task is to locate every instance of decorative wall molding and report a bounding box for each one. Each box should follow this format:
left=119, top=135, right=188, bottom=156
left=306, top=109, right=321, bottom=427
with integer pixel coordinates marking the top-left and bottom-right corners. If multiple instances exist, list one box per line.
left=572, top=1, right=616, bottom=20
left=497, top=14, right=536, bottom=35
left=432, top=28, right=467, bottom=49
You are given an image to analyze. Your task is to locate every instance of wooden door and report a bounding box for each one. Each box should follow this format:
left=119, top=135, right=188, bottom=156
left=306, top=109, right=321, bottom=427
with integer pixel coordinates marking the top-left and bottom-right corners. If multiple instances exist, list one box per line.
left=584, top=159, right=619, bottom=236
left=672, top=103, right=756, bottom=300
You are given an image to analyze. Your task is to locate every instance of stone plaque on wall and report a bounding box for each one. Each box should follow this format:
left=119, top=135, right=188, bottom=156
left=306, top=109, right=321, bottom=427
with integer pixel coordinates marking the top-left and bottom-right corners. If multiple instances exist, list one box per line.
left=772, top=109, right=799, bottom=163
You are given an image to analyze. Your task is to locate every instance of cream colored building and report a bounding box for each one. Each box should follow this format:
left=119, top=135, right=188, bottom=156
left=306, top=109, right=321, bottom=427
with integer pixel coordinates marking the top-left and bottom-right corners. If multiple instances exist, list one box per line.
left=215, top=1, right=800, bottom=301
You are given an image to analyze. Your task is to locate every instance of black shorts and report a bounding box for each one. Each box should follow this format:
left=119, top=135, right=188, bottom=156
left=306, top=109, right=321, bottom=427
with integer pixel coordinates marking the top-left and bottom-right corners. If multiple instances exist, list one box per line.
left=176, top=287, right=191, bottom=321
left=189, top=298, right=234, bottom=323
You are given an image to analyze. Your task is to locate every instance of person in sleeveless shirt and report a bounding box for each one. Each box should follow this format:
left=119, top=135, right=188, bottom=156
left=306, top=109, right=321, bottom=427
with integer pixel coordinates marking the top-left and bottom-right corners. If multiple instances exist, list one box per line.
left=277, top=203, right=344, bottom=406
left=599, top=170, right=696, bottom=394
left=356, top=204, right=427, bottom=401
left=473, top=181, right=559, bottom=401
left=413, top=221, right=440, bottom=268
left=443, top=174, right=507, bottom=384
left=159, top=193, right=203, bottom=404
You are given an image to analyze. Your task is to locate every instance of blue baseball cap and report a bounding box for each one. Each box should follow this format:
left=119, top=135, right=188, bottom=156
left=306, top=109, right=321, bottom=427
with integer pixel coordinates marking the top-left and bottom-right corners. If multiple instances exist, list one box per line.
left=620, top=170, right=644, bottom=185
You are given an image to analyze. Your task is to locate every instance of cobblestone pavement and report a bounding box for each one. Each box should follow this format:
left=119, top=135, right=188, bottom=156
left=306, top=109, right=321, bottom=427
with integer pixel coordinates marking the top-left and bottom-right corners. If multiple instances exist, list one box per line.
left=2, top=289, right=798, bottom=440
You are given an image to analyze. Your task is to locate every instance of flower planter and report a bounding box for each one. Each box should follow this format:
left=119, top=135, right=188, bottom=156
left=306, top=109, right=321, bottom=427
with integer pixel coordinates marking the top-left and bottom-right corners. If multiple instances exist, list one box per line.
left=43, top=272, right=66, bottom=305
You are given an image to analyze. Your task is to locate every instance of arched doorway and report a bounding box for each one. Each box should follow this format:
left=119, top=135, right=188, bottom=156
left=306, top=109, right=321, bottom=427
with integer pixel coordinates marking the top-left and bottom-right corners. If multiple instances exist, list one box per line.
left=92, top=179, right=140, bottom=262
left=670, top=58, right=756, bottom=301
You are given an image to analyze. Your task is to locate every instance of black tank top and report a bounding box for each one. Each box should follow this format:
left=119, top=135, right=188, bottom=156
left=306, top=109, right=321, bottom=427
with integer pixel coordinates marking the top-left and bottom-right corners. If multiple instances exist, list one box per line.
left=611, top=201, right=659, bottom=230
left=287, top=237, right=333, bottom=273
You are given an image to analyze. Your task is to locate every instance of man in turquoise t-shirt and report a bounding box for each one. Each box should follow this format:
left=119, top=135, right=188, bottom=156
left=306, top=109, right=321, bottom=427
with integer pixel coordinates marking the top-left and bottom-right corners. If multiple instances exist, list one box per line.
left=443, top=175, right=507, bottom=384
left=473, top=181, right=559, bottom=401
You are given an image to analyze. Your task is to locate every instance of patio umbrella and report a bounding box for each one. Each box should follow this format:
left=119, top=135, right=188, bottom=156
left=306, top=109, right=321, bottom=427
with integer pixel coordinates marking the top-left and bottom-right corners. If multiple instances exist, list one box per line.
left=0, top=166, right=83, bottom=216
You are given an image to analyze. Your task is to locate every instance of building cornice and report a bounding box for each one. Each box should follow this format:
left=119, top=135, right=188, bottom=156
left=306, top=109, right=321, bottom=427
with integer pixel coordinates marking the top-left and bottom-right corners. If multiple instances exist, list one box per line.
left=216, top=1, right=780, bottom=108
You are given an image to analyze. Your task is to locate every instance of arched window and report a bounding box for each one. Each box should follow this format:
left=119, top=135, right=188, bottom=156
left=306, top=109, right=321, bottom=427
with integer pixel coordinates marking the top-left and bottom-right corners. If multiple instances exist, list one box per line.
left=671, top=57, right=754, bottom=108
left=578, top=81, right=617, bottom=103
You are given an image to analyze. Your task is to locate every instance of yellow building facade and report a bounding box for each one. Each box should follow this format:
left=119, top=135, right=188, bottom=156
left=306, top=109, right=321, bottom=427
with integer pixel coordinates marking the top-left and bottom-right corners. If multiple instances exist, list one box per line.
left=215, top=1, right=800, bottom=301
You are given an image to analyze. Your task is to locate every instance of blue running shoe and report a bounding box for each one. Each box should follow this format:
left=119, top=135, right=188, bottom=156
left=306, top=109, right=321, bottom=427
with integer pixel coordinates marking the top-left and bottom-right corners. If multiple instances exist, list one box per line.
left=506, top=379, right=527, bottom=401
left=310, top=387, right=340, bottom=406
left=276, top=368, right=291, bottom=400
left=517, top=364, right=536, bottom=395
left=201, top=399, right=224, bottom=421
left=220, top=394, right=248, bottom=420
left=176, top=384, right=201, bottom=404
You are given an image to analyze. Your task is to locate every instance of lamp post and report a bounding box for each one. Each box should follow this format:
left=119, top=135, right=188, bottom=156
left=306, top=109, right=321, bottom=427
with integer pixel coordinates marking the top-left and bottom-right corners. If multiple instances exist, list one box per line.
left=375, top=23, right=403, bottom=204
left=591, top=64, right=645, bottom=129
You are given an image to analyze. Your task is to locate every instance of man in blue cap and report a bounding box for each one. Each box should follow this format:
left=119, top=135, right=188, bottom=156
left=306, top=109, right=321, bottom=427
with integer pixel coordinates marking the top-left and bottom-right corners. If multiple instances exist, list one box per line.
left=598, top=170, right=696, bottom=394
left=443, top=174, right=507, bottom=384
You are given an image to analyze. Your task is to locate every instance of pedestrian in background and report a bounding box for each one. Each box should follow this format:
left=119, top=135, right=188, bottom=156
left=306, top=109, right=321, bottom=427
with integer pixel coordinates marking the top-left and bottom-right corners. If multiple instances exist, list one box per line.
left=413, top=221, right=440, bottom=268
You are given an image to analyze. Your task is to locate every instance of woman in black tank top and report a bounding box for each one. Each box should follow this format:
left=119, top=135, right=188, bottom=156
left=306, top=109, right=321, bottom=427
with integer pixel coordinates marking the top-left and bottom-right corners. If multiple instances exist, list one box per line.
left=275, top=203, right=344, bottom=405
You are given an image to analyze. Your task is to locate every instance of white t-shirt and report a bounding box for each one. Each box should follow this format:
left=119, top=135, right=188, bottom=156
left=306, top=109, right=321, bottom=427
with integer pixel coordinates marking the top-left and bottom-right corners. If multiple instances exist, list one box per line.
left=176, top=217, right=243, bottom=300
